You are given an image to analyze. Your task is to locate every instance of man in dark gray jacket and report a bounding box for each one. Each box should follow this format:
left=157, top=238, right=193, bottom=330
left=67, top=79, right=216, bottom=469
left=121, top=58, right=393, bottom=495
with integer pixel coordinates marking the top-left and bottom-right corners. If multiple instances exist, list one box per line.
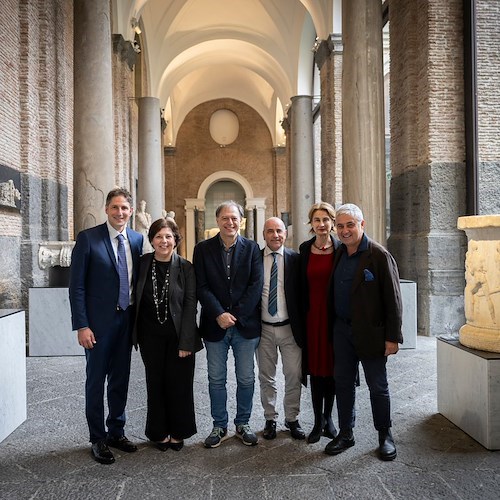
left=325, top=203, right=403, bottom=461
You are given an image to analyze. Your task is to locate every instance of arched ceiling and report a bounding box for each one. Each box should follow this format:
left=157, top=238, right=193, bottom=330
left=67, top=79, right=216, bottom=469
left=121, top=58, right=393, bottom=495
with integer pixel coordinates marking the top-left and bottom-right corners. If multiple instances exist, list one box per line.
left=112, top=0, right=338, bottom=146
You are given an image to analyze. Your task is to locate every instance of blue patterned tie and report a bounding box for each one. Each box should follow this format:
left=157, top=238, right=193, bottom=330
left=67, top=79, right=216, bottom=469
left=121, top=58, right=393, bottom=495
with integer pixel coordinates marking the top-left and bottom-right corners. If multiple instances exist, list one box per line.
left=268, top=252, right=278, bottom=316
left=117, top=234, right=129, bottom=310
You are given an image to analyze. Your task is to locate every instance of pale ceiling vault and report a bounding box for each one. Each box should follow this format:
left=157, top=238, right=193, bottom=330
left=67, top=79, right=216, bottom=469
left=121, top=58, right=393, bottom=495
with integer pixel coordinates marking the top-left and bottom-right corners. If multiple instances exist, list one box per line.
left=112, top=0, right=339, bottom=147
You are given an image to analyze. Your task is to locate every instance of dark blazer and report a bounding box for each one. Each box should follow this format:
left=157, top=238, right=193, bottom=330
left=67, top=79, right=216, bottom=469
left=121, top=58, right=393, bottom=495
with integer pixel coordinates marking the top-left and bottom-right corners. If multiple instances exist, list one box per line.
left=69, top=223, right=143, bottom=335
left=132, top=252, right=203, bottom=353
left=194, top=234, right=264, bottom=342
left=262, top=246, right=303, bottom=348
left=331, top=236, right=403, bottom=358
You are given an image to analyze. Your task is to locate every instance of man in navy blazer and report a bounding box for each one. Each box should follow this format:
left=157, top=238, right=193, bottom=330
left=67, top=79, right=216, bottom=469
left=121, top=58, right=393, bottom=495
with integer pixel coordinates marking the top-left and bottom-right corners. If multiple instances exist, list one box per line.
left=194, top=200, right=263, bottom=448
left=257, top=217, right=305, bottom=441
left=69, top=188, right=143, bottom=464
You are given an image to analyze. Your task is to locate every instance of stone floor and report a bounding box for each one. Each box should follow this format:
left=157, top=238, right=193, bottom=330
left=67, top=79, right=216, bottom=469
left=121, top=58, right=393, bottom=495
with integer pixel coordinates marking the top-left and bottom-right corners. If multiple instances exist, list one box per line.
left=0, top=336, right=499, bottom=499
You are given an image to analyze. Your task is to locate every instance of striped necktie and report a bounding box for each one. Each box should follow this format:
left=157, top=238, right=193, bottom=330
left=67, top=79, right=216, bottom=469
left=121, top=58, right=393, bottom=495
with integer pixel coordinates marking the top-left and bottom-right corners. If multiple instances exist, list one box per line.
left=117, top=234, right=129, bottom=310
left=268, top=252, right=278, bottom=316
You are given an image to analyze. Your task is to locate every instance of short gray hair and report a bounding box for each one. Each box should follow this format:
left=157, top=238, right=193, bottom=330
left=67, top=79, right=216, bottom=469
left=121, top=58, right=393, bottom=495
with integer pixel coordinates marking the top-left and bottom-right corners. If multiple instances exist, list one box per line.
left=335, top=203, right=364, bottom=223
left=215, top=200, right=244, bottom=218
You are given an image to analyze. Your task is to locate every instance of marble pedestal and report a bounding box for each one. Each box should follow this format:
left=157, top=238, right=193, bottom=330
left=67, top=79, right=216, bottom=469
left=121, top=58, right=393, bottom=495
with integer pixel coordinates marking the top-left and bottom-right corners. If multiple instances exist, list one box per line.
left=437, top=337, right=500, bottom=450
left=400, top=279, right=417, bottom=349
left=29, top=288, right=82, bottom=356
left=0, top=310, right=27, bottom=442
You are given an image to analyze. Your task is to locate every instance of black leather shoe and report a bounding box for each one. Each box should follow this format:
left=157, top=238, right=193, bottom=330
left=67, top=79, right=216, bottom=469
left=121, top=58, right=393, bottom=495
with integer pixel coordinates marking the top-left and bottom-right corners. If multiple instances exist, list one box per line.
left=378, top=429, right=397, bottom=461
left=263, top=420, right=277, bottom=440
left=323, top=416, right=338, bottom=439
left=324, top=430, right=355, bottom=456
left=106, top=435, right=138, bottom=453
left=154, top=441, right=170, bottom=452
left=91, top=440, right=115, bottom=464
left=169, top=440, right=184, bottom=451
left=285, top=420, right=305, bottom=440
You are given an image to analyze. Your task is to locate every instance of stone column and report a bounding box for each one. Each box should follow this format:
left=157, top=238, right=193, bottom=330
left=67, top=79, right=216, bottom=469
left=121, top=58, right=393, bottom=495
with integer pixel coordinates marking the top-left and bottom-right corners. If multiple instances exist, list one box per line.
left=74, top=0, right=115, bottom=233
left=342, top=0, right=386, bottom=244
left=458, top=215, right=500, bottom=353
left=315, top=34, right=343, bottom=207
left=185, top=198, right=205, bottom=262
left=289, top=96, right=315, bottom=249
left=245, top=207, right=255, bottom=240
left=137, top=97, right=164, bottom=221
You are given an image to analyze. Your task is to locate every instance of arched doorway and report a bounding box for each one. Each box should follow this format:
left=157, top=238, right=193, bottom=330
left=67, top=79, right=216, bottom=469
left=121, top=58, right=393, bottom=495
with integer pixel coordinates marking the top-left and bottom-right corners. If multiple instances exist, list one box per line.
left=184, top=171, right=266, bottom=261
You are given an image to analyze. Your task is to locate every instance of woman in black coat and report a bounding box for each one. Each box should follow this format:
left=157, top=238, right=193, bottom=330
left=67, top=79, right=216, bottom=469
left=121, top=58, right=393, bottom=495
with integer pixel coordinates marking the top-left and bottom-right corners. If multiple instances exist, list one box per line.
left=132, top=217, right=203, bottom=451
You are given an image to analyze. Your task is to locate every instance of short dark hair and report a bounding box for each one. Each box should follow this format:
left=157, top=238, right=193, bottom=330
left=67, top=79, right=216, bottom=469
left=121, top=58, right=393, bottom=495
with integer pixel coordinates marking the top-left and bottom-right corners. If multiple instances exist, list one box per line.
left=215, top=200, right=244, bottom=218
left=148, top=217, right=182, bottom=247
left=106, top=187, right=133, bottom=207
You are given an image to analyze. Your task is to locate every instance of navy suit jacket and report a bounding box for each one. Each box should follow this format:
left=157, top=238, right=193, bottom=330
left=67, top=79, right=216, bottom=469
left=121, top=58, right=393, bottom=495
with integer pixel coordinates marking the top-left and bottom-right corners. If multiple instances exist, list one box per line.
left=194, top=234, right=263, bottom=342
left=262, top=246, right=303, bottom=348
left=69, top=223, right=143, bottom=336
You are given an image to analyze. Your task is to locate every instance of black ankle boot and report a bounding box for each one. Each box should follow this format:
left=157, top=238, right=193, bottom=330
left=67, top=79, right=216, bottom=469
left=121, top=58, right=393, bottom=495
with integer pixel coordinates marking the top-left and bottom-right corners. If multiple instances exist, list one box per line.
left=378, top=428, right=396, bottom=461
left=307, top=422, right=322, bottom=443
left=323, top=415, right=337, bottom=439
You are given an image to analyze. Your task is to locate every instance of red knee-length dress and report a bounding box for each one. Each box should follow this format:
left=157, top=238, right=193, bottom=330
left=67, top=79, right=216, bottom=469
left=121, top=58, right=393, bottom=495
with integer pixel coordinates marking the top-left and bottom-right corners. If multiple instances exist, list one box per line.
left=306, top=252, right=335, bottom=377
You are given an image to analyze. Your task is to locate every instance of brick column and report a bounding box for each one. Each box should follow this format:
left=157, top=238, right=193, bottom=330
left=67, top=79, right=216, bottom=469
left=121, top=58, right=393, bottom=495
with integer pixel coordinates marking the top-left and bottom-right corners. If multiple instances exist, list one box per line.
left=315, top=34, right=343, bottom=207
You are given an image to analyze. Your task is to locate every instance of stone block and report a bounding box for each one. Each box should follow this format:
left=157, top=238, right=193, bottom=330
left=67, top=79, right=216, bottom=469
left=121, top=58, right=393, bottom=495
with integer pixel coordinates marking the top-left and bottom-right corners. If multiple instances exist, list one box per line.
left=437, top=338, right=500, bottom=450
left=0, top=310, right=27, bottom=442
left=400, top=279, right=417, bottom=349
left=29, top=288, right=82, bottom=356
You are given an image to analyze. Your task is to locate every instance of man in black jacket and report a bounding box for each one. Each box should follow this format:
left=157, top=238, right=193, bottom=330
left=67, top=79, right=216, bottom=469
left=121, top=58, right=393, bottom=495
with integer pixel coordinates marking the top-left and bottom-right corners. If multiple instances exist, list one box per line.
left=325, top=203, right=403, bottom=461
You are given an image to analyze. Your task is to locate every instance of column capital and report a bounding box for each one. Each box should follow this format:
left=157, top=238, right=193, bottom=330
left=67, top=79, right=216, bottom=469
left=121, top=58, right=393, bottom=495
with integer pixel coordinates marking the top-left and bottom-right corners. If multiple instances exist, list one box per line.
left=315, top=33, right=343, bottom=70
left=112, top=34, right=138, bottom=70
left=185, top=198, right=205, bottom=211
left=164, top=146, right=176, bottom=156
left=272, top=146, right=286, bottom=156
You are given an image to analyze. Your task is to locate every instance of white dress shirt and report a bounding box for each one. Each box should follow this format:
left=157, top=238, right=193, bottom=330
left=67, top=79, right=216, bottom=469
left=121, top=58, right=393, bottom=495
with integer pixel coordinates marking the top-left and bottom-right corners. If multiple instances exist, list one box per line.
left=261, top=245, right=289, bottom=323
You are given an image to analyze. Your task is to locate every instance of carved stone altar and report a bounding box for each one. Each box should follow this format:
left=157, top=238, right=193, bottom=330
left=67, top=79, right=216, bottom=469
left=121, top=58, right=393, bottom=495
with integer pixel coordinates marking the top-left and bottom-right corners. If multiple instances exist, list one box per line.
left=457, top=215, right=500, bottom=353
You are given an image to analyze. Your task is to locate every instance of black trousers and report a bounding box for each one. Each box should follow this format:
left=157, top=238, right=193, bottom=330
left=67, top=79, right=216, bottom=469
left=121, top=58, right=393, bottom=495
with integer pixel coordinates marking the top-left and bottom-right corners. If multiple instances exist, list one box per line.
left=139, top=330, right=197, bottom=441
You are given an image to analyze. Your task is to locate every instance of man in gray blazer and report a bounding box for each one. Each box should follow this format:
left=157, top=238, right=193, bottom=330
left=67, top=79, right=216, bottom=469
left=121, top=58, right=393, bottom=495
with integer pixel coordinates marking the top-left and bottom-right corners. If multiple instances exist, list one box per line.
left=257, top=217, right=305, bottom=440
left=325, top=203, right=403, bottom=461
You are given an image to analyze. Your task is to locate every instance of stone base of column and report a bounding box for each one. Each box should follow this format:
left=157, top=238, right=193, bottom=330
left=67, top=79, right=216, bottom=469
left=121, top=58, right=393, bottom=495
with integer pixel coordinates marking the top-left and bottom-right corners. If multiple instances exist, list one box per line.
left=460, top=324, right=500, bottom=353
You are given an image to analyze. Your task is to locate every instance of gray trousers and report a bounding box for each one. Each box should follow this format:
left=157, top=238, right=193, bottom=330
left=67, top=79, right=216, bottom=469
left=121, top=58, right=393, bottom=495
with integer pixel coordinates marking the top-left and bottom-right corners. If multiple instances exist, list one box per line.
left=256, top=322, right=302, bottom=422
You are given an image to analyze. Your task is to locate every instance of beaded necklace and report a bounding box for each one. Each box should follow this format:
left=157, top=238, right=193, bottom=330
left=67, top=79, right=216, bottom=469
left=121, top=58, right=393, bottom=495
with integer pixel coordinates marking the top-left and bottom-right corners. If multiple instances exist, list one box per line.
left=151, top=258, right=170, bottom=324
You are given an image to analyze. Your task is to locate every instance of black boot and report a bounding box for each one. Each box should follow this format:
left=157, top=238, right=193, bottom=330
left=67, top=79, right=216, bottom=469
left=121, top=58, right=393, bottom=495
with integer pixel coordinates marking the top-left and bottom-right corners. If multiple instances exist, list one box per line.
left=322, top=376, right=337, bottom=438
left=378, top=428, right=397, bottom=461
left=307, top=376, right=324, bottom=444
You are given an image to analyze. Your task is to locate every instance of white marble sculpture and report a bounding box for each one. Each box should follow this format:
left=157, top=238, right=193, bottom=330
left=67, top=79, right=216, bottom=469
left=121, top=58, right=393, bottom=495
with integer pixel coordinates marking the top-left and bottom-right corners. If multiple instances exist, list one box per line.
left=458, top=215, right=500, bottom=352
left=38, top=241, right=76, bottom=269
left=136, top=200, right=153, bottom=253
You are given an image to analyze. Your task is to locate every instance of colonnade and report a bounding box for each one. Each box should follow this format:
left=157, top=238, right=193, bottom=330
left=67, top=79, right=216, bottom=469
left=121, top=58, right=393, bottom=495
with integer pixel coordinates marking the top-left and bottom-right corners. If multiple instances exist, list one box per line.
left=74, top=0, right=386, bottom=247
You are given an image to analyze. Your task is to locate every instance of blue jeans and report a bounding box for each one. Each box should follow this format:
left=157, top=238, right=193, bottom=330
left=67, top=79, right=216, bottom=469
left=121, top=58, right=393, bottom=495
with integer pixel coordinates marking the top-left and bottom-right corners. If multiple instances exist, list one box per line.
left=205, top=327, right=260, bottom=428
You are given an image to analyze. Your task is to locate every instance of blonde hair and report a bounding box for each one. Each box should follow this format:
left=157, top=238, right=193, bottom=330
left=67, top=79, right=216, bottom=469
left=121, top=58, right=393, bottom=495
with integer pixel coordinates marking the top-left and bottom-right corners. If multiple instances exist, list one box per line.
left=307, top=202, right=336, bottom=225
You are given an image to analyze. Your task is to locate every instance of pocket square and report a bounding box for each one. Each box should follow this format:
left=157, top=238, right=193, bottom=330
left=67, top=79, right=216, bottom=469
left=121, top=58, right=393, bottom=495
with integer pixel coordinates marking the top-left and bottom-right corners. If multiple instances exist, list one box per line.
left=364, top=269, right=375, bottom=281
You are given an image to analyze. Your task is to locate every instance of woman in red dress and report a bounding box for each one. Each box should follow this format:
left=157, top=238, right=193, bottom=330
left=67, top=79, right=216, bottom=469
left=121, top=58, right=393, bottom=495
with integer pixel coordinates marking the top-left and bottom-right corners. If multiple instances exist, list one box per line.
left=299, top=202, right=338, bottom=443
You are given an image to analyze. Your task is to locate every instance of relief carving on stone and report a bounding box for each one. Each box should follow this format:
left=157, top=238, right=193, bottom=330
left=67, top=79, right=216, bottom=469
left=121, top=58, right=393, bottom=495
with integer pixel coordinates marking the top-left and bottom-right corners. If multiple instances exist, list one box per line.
left=38, top=242, right=76, bottom=269
left=458, top=215, right=500, bottom=352
left=0, top=179, right=21, bottom=208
